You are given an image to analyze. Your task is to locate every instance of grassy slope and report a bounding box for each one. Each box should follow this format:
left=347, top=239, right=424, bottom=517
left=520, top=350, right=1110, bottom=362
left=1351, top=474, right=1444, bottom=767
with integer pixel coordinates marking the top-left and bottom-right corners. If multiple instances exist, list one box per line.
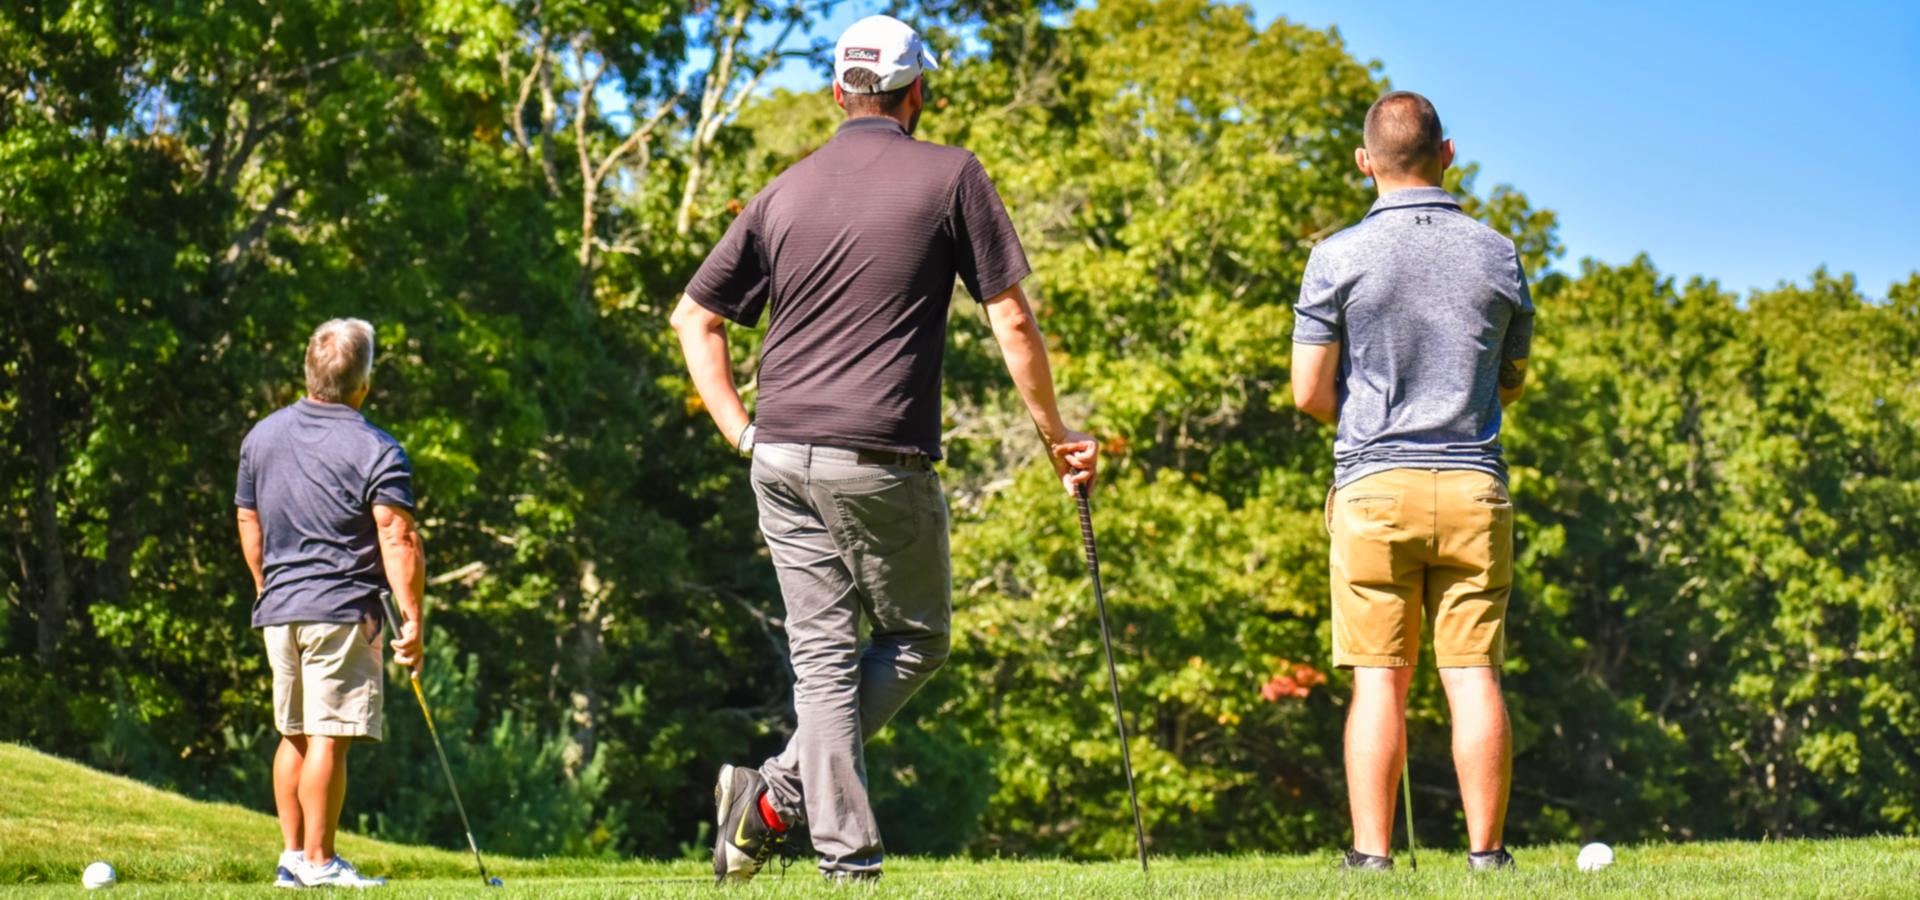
left=4, top=743, right=1917, bottom=897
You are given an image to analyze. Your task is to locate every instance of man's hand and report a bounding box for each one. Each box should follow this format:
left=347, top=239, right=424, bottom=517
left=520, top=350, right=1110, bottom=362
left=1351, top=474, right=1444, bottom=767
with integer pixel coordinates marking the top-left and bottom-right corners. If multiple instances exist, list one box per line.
left=389, top=616, right=423, bottom=672
left=1050, top=430, right=1099, bottom=496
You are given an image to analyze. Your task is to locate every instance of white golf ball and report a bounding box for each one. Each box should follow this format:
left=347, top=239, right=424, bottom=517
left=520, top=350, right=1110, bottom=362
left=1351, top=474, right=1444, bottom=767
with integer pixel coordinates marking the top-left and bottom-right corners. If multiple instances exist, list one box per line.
left=1577, top=842, right=1615, bottom=871
left=82, top=861, right=117, bottom=889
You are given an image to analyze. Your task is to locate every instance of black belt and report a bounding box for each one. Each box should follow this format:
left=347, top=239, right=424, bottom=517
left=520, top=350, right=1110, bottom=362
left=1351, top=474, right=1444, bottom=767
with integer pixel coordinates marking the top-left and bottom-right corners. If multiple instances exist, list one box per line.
left=853, top=449, right=932, bottom=470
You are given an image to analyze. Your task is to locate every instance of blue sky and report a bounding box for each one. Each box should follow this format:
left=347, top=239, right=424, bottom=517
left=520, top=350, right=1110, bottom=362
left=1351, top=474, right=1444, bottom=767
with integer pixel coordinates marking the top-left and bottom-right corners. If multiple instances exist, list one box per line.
left=753, top=1, right=1920, bottom=296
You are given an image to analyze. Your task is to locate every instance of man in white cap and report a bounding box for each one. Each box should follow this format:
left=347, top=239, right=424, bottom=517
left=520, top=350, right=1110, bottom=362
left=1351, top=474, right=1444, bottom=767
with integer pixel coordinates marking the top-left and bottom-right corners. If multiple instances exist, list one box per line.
left=672, top=13, right=1098, bottom=885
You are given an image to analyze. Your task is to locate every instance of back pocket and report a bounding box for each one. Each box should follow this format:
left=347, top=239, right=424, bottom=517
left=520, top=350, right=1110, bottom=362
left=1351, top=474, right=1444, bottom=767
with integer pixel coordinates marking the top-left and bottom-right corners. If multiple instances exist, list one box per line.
left=827, top=474, right=924, bottom=555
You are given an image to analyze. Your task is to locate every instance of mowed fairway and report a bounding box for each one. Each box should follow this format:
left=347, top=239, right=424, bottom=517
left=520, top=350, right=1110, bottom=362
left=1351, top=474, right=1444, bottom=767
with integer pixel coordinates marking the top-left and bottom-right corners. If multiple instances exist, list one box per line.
left=4, top=744, right=1915, bottom=898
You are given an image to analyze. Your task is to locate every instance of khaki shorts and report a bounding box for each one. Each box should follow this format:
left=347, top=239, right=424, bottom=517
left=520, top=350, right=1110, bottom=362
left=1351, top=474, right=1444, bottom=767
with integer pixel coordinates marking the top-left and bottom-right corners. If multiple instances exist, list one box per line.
left=264, top=619, right=384, bottom=741
left=1326, top=468, right=1512, bottom=669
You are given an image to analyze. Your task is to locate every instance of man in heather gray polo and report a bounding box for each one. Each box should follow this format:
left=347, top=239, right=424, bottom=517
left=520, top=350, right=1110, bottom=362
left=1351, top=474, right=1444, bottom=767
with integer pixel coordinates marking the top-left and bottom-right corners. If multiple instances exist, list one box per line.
left=671, top=14, right=1097, bottom=885
left=236, top=318, right=428, bottom=889
left=1291, top=91, right=1534, bottom=872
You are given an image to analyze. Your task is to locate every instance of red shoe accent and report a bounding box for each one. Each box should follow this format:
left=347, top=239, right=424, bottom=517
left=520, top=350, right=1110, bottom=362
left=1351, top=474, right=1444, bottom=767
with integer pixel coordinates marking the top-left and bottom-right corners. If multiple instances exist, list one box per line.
left=758, top=793, right=789, bottom=833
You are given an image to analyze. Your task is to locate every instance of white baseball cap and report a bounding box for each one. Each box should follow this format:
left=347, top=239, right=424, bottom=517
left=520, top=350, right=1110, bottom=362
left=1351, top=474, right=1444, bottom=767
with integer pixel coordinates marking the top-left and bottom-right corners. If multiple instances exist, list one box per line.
left=833, top=15, right=938, bottom=94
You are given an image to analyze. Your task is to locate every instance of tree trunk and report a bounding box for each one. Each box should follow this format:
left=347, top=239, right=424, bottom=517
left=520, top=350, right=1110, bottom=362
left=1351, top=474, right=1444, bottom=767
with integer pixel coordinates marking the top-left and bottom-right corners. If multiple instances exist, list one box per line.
left=22, top=342, right=72, bottom=666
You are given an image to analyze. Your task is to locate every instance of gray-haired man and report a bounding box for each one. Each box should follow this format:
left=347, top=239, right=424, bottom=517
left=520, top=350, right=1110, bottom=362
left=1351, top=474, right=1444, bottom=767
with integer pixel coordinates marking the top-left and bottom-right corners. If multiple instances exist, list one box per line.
left=236, top=318, right=427, bottom=889
left=672, top=14, right=1097, bottom=885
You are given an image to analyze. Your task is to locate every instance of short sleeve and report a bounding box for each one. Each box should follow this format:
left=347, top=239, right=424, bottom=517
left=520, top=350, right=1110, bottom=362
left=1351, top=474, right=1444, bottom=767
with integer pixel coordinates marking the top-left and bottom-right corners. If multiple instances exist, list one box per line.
left=234, top=435, right=258, bottom=509
left=949, top=156, right=1031, bottom=302
left=684, top=200, right=770, bottom=324
left=1291, top=246, right=1342, bottom=345
left=1503, top=252, right=1535, bottom=361
left=368, top=443, right=415, bottom=511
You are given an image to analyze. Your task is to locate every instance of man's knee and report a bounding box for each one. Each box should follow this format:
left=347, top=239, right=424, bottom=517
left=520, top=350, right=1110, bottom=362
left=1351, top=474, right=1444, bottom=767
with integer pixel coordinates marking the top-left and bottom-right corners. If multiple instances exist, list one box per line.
left=792, top=639, right=862, bottom=703
left=1351, top=665, right=1413, bottom=700
left=1438, top=665, right=1503, bottom=699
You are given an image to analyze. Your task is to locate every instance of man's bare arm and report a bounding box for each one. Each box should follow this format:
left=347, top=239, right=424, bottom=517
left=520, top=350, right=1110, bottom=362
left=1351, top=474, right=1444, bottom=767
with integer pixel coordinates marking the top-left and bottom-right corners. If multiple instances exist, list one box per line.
left=373, top=503, right=425, bottom=669
left=1499, top=357, right=1529, bottom=407
left=1291, top=340, right=1341, bottom=424
left=981, top=283, right=1098, bottom=493
left=670, top=295, right=752, bottom=448
left=236, top=508, right=265, bottom=594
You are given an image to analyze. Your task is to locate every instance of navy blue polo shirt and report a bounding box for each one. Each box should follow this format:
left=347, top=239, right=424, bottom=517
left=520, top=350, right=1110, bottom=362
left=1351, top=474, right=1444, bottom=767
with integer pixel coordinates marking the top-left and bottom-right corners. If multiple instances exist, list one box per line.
left=236, top=398, right=414, bottom=627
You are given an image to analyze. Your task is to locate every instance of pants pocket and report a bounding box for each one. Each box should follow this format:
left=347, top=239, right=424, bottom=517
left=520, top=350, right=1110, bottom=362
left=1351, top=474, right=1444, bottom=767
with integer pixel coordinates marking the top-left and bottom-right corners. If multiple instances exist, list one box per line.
left=826, top=473, right=924, bottom=555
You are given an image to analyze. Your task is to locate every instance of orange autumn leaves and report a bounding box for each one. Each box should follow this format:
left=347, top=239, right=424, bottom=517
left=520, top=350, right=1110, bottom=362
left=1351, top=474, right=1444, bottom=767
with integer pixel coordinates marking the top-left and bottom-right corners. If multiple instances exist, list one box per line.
left=1261, top=659, right=1327, bottom=703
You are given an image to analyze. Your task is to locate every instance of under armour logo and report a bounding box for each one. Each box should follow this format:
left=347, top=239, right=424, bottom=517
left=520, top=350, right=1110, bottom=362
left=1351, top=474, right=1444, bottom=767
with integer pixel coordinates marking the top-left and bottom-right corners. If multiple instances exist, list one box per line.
left=1414, top=215, right=1433, bottom=225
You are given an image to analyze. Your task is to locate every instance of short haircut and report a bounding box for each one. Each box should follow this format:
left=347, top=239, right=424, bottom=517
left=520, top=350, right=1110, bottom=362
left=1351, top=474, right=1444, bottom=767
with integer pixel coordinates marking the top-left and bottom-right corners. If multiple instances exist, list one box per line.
left=840, top=66, right=913, bottom=116
left=305, top=318, right=375, bottom=402
left=1363, top=91, right=1444, bottom=176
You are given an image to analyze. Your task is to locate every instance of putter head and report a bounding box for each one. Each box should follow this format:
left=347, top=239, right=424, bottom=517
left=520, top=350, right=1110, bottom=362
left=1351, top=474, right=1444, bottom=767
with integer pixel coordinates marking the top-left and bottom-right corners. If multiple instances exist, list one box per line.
left=488, top=877, right=503, bottom=887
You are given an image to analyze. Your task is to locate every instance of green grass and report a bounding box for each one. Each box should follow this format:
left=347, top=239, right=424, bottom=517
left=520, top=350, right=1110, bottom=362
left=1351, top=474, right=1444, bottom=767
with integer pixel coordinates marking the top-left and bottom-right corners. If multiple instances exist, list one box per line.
left=4, top=743, right=1917, bottom=897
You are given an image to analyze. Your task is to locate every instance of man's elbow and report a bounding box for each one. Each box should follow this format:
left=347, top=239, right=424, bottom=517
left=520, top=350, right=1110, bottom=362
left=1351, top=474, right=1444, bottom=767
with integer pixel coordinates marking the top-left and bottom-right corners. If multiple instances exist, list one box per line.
left=669, top=296, right=719, bottom=338
left=1293, top=385, right=1336, bottom=423
left=1499, top=385, right=1526, bottom=407
left=987, top=302, right=1037, bottom=344
left=668, top=299, right=698, bottom=335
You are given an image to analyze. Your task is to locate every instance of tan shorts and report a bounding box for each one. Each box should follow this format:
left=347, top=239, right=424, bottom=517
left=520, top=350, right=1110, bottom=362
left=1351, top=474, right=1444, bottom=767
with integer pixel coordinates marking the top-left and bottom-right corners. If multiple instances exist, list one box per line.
left=264, top=619, right=384, bottom=741
left=1327, top=468, right=1512, bottom=669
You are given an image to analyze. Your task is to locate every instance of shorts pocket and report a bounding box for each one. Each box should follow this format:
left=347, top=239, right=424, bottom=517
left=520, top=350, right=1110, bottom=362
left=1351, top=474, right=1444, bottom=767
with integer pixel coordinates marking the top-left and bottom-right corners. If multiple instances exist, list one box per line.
left=1336, top=491, right=1405, bottom=585
left=1472, top=485, right=1512, bottom=508
left=1345, top=492, right=1402, bottom=526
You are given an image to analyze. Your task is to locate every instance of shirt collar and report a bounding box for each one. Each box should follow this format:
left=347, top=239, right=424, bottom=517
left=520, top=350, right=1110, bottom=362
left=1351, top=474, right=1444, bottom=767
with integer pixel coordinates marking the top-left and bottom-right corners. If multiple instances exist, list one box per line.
left=296, top=397, right=364, bottom=420
left=835, top=116, right=910, bottom=139
left=1367, top=186, right=1462, bottom=216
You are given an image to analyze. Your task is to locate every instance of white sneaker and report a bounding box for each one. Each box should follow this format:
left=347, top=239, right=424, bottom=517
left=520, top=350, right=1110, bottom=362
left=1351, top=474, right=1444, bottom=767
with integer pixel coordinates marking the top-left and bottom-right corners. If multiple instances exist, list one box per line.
left=275, top=851, right=304, bottom=889
left=297, top=856, right=387, bottom=889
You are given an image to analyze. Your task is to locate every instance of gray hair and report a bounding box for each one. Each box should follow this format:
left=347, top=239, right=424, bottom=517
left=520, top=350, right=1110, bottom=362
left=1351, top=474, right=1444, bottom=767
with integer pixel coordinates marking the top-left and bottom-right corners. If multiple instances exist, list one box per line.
left=304, top=318, right=376, bottom=402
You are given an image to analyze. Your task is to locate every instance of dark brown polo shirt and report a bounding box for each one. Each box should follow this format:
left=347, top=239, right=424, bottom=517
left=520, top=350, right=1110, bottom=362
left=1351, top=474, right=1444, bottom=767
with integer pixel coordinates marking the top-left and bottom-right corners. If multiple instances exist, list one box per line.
left=684, top=116, right=1029, bottom=458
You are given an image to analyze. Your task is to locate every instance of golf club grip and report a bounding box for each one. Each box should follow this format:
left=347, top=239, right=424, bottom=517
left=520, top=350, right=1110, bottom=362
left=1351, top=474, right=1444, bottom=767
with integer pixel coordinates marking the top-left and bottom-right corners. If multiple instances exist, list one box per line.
left=1073, top=487, right=1151, bottom=874
left=1073, top=485, right=1100, bottom=570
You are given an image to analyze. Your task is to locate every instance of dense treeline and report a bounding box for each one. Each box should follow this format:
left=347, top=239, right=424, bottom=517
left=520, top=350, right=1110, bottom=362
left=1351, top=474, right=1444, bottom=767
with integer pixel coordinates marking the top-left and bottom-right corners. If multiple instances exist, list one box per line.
left=3, top=0, right=1915, bottom=861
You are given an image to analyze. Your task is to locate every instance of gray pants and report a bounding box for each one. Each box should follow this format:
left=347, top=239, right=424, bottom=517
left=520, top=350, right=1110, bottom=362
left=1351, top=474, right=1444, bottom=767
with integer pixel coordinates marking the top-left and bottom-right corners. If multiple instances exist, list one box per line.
left=749, top=442, right=952, bottom=875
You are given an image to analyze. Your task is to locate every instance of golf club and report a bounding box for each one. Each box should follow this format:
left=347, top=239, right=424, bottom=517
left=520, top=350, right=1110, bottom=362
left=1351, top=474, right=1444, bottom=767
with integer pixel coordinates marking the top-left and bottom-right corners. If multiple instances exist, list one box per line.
left=379, top=591, right=499, bottom=889
left=1072, top=483, right=1150, bottom=874
left=1401, top=758, right=1418, bottom=870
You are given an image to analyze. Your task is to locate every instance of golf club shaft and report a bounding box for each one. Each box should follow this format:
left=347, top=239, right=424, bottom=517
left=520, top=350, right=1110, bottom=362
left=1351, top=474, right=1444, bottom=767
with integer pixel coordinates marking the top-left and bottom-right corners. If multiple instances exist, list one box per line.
left=1074, top=484, right=1150, bottom=874
left=382, top=592, right=491, bottom=886
left=1401, top=758, right=1418, bottom=870
left=410, top=674, right=491, bottom=884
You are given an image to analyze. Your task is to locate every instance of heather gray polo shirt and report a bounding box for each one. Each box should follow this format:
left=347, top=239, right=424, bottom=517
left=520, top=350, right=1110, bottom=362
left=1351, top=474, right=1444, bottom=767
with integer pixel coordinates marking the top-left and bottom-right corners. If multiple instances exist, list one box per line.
left=1292, top=187, right=1535, bottom=487
left=685, top=116, right=1030, bottom=459
left=236, top=399, right=414, bottom=628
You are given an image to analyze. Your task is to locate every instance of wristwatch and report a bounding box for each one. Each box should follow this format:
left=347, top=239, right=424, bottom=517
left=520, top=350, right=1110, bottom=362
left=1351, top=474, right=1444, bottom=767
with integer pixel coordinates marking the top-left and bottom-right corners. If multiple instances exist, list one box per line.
left=736, top=422, right=757, bottom=457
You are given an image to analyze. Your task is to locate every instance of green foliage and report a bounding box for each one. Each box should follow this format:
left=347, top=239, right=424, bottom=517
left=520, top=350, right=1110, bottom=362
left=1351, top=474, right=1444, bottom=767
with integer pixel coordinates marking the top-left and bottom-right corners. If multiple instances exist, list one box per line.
left=3, top=0, right=1917, bottom=865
